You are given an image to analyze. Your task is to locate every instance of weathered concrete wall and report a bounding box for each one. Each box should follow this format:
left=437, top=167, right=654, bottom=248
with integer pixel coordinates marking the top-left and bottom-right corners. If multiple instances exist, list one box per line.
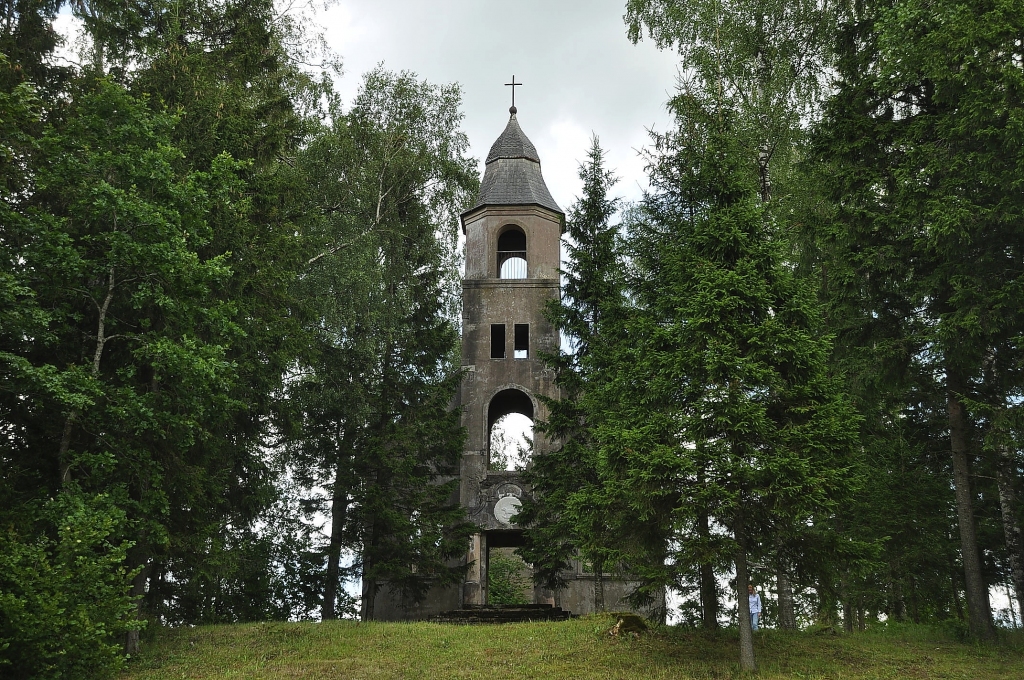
left=558, top=577, right=664, bottom=619
left=372, top=582, right=462, bottom=622
left=458, top=204, right=561, bottom=608
left=462, top=205, right=562, bottom=280
left=459, top=206, right=562, bottom=472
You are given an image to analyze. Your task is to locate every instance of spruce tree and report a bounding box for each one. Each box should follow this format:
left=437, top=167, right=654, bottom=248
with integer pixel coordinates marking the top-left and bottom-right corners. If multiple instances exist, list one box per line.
left=810, top=0, right=1024, bottom=638
left=520, top=137, right=623, bottom=610
left=608, top=88, right=859, bottom=669
left=625, top=0, right=849, bottom=628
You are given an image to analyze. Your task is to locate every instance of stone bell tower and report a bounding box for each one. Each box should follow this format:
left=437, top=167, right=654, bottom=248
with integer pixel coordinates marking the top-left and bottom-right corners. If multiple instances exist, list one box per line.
left=458, top=106, right=563, bottom=606
left=372, top=105, right=658, bottom=621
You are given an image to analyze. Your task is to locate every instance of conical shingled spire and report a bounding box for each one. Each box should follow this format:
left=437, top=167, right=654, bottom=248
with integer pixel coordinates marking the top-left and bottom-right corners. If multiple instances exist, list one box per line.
left=485, top=114, right=540, bottom=163
left=468, top=112, right=561, bottom=215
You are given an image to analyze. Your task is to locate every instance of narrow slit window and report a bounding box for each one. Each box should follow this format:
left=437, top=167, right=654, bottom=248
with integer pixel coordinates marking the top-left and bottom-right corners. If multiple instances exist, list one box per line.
left=514, top=324, right=529, bottom=359
left=491, top=324, right=506, bottom=359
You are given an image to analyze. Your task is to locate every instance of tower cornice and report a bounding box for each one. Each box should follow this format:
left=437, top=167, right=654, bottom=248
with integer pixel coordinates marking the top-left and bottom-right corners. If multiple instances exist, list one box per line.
left=460, top=203, right=564, bottom=235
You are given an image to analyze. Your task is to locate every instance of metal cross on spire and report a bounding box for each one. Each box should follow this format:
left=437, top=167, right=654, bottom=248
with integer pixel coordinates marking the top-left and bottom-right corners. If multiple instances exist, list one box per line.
left=505, top=75, right=522, bottom=114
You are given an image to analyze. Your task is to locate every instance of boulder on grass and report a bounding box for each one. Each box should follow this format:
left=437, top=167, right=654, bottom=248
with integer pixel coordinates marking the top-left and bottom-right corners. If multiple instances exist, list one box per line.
left=608, top=613, right=648, bottom=637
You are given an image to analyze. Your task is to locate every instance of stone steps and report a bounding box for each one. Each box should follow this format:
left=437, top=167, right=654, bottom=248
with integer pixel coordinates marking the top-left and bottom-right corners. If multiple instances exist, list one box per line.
left=430, top=603, right=572, bottom=624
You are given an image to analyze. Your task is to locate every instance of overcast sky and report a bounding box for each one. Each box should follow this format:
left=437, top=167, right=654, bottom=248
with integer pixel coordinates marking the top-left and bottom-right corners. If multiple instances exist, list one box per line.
left=55, top=1, right=681, bottom=208
left=321, top=0, right=681, bottom=209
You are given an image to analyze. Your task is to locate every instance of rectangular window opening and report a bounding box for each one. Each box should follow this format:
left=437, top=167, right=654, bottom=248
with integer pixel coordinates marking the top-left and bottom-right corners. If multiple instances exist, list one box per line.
left=491, top=324, right=506, bottom=359
left=514, top=324, right=529, bottom=359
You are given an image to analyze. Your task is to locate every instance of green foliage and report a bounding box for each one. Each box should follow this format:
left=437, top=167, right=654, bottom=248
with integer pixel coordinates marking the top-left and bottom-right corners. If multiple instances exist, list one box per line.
left=1, top=0, right=335, bottom=633
left=621, top=0, right=1024, bottom=639
left=124, top=0, right=318, bottom=626
left=806, top=0, right=1024, bottom=637
left=521, top=137, right=623, bottom=595
left=0, top=0, right=70, bottom=94
left=287, top=66, right=478, bottom=619
left=487, top=553, right=531, bottom=606
left=0, top=491, right=138, bottom=679
left=0, top=53, right=281, bottom=655
left=613, top=86, right=859, bottom=589
left=1, top=71, right=244, bottom=508
left=625, top=0, right=839, bottom=219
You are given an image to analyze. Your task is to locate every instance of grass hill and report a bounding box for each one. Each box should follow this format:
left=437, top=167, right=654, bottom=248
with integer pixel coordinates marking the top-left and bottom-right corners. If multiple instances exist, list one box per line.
left=123, top=615, right=1024, bottom=679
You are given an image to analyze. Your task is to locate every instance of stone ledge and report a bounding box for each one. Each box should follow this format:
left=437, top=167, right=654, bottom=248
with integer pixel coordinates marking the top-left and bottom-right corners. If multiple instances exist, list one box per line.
left=463, top=278, right=558, bottom=289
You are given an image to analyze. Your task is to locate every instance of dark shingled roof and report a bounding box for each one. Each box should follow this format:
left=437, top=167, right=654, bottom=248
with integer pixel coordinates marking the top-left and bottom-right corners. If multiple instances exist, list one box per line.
left=485, top=115, right=540, bottom=163
left=469, top=114, right=561, bottom=215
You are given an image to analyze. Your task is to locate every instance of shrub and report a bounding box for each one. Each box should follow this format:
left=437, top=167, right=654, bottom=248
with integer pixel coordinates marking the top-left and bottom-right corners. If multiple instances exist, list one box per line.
left=0, top=491, right=139, bottom=679
left=488, top=553, right=530, bottom=605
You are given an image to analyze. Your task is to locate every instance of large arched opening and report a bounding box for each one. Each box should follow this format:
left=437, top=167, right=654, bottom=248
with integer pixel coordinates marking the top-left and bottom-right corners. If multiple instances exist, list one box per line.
left=485, top=388, right=535, bottom=604
left=487, top=388, right=534, bottom=472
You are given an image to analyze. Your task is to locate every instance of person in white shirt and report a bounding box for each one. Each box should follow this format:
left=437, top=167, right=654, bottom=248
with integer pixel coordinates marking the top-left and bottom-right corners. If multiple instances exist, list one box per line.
left=748, top=584, right=762, bottom=631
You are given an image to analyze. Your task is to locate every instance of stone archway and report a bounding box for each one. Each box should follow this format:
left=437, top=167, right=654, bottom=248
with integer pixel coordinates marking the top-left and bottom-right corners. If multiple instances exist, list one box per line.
left=482, top=388, right=535, bottom=604
left=487, top=388, right=534, bottom=472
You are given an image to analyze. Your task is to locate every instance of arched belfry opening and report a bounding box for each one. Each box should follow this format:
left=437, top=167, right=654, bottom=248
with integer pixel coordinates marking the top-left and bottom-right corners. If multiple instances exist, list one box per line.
left=487, top=388, right=534, bottom=471
left=497, top=227, right=527, bottom=279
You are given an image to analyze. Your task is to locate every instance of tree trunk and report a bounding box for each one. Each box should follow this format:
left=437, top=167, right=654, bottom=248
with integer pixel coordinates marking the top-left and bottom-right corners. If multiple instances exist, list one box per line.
left=323, top=468, right=350, bottom=620
left=144, top=563, right=165, bottom=627
left=841, top=572, right=854, bottom=633
left=699, top=512, right=719, bottom=629
left=360, top=508, right=378, bottom=622
left=995, top=444, right=1024, bottom=614
left=124, top=559, right=150, bottom=656
left=699, top=561, right=719, bottom=629
left=1006, top=583, right=1019, bottom=629
left=948, top=546, right=965, bottom=621
left=594, top=561, right=605, bottom=613
left=61, top=267, right=119, bottom=485
left=817, top=576, right=838, bottom=626
left=890, top=566, right=907, bottom=623
left=777, top=564, right=797, bottom=630
left=908, top=573, right=921, bottom=623
left=946, top=378, right=994, bottom=638
left=58, top=414, right=77, bottom=485
left=735, top=525, right=756, bottom=672
left=360, top=571, right=377, bottom=621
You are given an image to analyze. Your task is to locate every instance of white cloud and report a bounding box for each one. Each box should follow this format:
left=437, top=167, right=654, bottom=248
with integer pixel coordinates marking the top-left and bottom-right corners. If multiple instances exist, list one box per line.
left=52, top=8, right=84, bottom=67
left=320, top=0, right=679, bottom=209
left=536, top=116, right=591, bottom=211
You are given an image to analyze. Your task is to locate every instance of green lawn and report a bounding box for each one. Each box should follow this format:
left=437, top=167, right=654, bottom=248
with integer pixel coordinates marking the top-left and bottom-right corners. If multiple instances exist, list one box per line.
left=123, top=616, right=1024, bottom=679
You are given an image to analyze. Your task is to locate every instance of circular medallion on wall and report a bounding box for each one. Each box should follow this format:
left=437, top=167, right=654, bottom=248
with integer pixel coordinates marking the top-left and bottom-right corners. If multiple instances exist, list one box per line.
left=493, top=495, right=523, bottom=526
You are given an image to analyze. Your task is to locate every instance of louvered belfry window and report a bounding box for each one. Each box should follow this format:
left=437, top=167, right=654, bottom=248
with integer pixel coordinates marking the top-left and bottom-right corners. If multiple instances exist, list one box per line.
left=497, top=228, right=527, bottom=279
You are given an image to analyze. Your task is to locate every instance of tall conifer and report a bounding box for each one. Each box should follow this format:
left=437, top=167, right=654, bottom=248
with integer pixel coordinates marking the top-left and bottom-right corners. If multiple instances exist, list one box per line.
left=608, top=87, right=859, bottom=669
left=289, top=68, right=478, bottom=621
left=520, top=137, right=623, bottom=609
left=811, top=0, right=1024, bottom=638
